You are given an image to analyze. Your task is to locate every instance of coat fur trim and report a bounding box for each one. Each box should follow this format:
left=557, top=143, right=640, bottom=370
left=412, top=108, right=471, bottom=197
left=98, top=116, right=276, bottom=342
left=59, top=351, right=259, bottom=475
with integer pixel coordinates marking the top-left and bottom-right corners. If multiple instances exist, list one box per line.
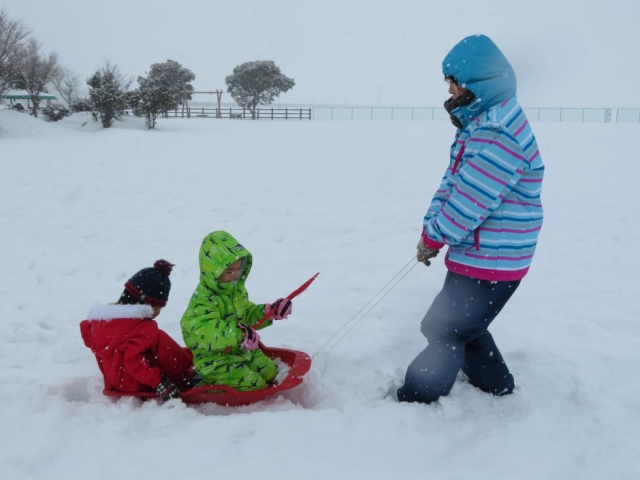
left=87, top=304, right=153, bottom=320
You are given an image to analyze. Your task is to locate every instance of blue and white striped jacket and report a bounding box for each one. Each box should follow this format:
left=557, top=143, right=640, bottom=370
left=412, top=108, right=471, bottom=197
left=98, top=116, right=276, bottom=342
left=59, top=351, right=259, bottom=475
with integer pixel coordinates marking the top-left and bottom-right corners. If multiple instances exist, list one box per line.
left=423, top=35, right=544, bottom=281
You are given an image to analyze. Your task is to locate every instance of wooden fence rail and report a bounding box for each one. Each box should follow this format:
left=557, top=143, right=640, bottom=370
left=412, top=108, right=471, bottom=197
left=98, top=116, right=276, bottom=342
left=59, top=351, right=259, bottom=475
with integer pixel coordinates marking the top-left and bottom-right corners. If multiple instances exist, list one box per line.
left=171, top=107, right=311, bottom=120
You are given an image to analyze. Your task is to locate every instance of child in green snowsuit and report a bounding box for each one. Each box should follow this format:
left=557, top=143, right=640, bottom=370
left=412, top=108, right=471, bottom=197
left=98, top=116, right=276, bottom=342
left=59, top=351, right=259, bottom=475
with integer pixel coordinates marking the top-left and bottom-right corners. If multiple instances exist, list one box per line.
left=181, top=231, right=293, bottom=391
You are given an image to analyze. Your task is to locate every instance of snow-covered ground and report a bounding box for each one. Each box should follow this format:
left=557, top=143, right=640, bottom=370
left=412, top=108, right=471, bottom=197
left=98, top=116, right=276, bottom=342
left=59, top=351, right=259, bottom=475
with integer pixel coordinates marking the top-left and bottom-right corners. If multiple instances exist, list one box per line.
left=1, top=110, right=639, bottom=479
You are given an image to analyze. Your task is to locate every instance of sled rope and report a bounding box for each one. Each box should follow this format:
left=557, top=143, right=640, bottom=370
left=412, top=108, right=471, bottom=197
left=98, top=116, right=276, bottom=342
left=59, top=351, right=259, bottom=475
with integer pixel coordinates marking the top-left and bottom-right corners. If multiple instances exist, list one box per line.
left=312, top=257, right=418, bottom=359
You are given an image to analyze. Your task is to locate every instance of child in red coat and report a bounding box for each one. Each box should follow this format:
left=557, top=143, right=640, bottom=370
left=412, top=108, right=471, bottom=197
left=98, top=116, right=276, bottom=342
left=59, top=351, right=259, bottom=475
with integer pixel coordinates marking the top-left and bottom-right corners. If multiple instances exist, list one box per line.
left=80, top=259, right=195, bottom=400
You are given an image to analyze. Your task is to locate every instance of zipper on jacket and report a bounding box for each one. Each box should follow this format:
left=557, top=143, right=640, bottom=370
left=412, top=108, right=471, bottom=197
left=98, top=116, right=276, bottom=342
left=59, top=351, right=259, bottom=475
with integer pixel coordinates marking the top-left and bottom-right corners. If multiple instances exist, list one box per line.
left=451, top=144, right=466, bottom=176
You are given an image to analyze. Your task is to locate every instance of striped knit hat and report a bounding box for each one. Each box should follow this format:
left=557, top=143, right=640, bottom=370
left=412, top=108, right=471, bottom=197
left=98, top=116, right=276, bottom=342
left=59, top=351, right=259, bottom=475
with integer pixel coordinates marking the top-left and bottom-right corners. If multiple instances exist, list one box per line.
left=124, top=259, right=174, bottom=307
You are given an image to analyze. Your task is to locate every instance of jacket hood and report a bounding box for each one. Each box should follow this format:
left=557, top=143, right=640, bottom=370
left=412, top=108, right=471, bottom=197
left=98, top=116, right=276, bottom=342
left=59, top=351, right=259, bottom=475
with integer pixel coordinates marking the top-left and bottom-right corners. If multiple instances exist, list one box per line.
left=198, top=231, right=252, bottom=291
left=442, top=34, right=516, bottom=125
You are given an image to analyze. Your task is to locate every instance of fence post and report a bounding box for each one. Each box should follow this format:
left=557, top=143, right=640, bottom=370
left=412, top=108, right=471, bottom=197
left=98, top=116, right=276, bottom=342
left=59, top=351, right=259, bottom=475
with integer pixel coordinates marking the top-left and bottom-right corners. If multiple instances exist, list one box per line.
left=286, top=108, right=288, bottom=120
left=604, top=108, right=611, bottom=123
left=187, top=107, right=191, bottom=118
left=411, top=108, right=414, bottom=120
left=258, top=108, right=260, bottom=120
left=371, top=107, right=373, bottom=120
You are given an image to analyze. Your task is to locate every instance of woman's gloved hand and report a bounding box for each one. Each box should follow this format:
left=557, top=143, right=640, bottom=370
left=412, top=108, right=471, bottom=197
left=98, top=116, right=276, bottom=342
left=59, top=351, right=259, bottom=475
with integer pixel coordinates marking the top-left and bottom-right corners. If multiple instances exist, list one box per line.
left=417, top=240, right=440, bottom=266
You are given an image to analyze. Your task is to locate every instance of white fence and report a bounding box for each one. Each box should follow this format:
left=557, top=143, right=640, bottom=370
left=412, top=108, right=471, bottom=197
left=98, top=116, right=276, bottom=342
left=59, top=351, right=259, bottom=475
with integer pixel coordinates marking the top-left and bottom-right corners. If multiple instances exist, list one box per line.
left=615, top=109, right=640, bottom=123
left=312, top=106, right=640, bottom=123
left=7, top=102, right=638, bottom=123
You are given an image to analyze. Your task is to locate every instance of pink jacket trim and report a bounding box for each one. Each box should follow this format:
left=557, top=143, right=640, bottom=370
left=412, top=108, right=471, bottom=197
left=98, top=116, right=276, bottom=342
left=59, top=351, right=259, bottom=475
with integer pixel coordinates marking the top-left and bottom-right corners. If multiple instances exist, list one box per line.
left=422, top=229, right=445, bottom=250
left=445, top=257, right=529, bottom=282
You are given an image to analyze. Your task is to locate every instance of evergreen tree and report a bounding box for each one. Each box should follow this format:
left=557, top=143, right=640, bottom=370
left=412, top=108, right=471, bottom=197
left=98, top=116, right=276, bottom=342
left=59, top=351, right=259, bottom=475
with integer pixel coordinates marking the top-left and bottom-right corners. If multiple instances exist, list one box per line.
left=87, top=62, right=128, bottom=128
left=131, top=75, right=173, bottom=129
left=147, top=59, right=195, bottom=116
left=225, top=61, right=294, bottom=119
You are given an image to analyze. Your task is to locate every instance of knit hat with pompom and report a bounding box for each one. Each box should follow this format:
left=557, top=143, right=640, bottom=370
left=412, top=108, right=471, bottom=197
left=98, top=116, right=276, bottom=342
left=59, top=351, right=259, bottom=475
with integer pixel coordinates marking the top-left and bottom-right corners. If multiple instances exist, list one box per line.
left=123, top=259, right=174, bottom=306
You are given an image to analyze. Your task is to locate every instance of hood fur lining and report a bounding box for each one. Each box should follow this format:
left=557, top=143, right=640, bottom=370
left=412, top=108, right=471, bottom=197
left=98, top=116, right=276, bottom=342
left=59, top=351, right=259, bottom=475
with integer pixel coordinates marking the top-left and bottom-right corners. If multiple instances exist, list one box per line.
left=87, top=304, right=153, bottom=320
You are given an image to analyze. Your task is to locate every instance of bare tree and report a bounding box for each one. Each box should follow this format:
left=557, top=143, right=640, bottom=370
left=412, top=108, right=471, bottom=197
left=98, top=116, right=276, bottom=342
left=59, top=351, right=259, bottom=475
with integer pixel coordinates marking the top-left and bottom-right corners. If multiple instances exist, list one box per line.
left=51, top=66, right=80, bottom=105
left=0, top=9, right=30, bottom=96
left=14, top=38, right=59, bottom=116
left=102, top=59, right=133, bottom=92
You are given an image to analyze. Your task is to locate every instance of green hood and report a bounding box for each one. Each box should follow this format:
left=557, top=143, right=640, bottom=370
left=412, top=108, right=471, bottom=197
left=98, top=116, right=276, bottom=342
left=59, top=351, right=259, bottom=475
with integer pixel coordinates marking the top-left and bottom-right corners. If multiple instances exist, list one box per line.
left=199, top=231, right=252, bottom=292
left=181, top=230, right=269, bottom=378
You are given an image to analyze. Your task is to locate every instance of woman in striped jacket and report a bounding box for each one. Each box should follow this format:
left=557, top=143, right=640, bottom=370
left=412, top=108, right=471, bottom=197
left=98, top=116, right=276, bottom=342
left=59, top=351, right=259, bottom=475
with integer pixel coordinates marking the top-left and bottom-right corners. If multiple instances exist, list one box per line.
left=397, top=34, right=544, bottom=404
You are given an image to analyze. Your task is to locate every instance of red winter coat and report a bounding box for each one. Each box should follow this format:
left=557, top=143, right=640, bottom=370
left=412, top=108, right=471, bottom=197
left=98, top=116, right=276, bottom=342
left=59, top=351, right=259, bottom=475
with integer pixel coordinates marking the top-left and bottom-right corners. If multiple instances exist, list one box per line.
left=80, top=304, right=193, bottom=393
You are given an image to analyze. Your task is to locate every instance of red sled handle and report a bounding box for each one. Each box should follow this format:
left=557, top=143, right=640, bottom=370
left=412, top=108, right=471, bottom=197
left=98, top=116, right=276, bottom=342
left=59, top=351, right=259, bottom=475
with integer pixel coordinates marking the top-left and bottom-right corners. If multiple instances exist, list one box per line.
left=252, top=272, right=319, bottom=329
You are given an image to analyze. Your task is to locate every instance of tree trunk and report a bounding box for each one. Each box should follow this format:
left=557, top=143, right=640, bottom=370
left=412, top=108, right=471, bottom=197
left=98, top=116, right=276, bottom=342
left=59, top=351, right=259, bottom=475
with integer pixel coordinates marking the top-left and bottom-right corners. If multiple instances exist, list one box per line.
left=31, top=97, right=40, bottom=117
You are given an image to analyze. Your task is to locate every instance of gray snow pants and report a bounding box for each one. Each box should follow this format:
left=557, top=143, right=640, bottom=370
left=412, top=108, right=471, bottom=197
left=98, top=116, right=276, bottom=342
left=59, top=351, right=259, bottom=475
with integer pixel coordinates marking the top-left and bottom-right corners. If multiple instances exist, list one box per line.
left=397, top=271, right=520, bottom=404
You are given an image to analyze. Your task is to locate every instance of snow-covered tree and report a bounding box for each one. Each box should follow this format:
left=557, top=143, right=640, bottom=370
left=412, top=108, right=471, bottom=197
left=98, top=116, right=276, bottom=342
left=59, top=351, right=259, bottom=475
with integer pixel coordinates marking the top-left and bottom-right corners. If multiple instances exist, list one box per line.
left=130, top=75, right=174, bottom=129
left=69, top=97, right=93, bottom=112
left=0, top=9, right=30, bottom=97
left=13, top=38, right=59, bottom=117
left=225, top=61, right=295, bottom=119
left=147, top=59, right=195, bottom=116
left=87, top=61, right=130, bottom=128
left=42, top=103, right=70, bottom=122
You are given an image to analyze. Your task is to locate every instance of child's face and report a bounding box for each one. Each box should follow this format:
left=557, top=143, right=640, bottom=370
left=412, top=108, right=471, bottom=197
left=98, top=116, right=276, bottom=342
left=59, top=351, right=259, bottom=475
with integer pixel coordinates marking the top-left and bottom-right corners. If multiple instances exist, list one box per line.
left=151, top=305, right=163, bottom=318
left=219, top=259, right=244, bottom=283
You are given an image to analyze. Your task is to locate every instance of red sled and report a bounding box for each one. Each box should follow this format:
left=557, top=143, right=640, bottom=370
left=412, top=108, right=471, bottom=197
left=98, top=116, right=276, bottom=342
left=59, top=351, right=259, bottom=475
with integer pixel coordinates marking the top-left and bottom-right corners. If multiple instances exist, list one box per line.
left=102, top=344, right=312, bottom=407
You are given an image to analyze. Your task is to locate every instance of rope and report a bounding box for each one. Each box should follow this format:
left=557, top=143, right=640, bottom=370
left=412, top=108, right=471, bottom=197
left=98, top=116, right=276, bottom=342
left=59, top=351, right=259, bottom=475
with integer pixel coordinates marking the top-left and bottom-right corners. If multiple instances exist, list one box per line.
left=312, top=257, right=418, bottom=359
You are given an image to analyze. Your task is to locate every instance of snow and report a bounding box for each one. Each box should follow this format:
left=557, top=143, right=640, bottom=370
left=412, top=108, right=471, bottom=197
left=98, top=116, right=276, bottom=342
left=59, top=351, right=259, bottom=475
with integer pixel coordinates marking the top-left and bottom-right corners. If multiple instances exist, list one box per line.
left=1, top=109, right=639, bottom=480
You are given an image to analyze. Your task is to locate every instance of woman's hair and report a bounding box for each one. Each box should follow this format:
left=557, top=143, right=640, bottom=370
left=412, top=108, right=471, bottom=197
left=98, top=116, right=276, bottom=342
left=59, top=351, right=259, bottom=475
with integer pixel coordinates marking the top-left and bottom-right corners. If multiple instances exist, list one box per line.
left=445, top=75, right=458, bottom=86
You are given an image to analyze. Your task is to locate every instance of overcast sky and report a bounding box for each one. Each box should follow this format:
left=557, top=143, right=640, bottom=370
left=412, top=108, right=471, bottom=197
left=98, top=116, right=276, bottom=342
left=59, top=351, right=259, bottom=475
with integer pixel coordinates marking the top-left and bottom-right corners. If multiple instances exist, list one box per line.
left=3, top=0, right=639, bottom=107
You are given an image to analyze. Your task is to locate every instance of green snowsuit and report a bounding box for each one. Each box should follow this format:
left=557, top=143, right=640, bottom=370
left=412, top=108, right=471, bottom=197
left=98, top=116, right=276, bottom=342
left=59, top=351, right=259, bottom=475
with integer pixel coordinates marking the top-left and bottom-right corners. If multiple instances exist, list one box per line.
left=180, top=231, right=277, bottom=391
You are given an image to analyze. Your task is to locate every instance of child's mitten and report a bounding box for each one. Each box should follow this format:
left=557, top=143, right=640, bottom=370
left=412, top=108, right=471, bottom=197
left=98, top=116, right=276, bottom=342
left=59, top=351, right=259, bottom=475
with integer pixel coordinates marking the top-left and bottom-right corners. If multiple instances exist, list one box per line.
left=239, top=323, right=260, bottom=350
left=155, top=377, right=181, bottom=400
left=265, top=298, right=292, bottom=320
